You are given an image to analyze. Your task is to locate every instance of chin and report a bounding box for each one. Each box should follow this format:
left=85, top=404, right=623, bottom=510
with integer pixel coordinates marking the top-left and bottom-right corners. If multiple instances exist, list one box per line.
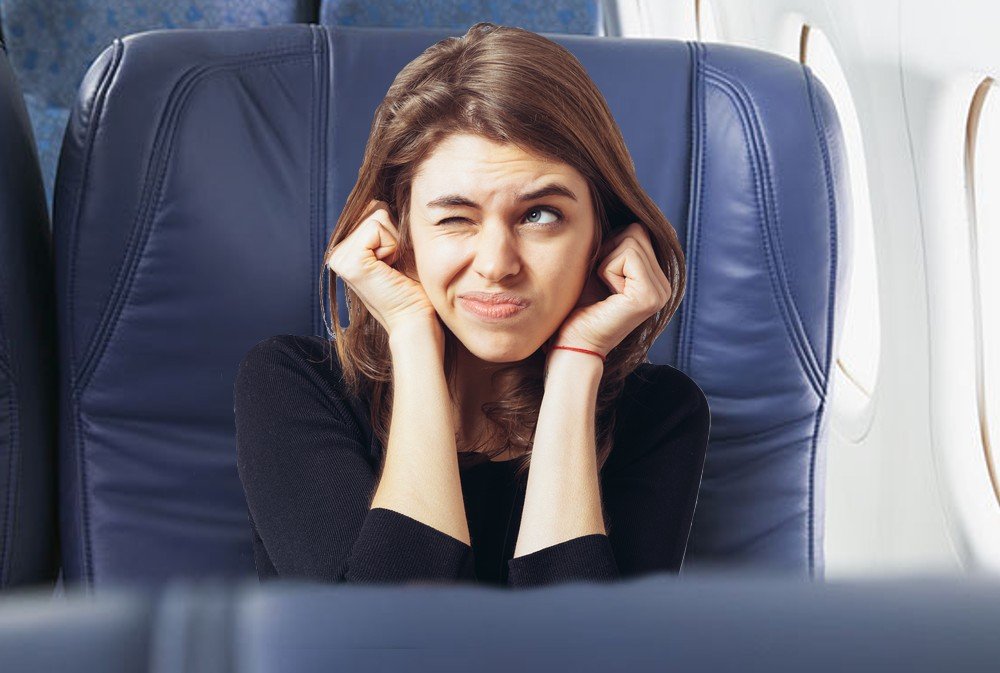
left=457, top=332, right=538, bottom=363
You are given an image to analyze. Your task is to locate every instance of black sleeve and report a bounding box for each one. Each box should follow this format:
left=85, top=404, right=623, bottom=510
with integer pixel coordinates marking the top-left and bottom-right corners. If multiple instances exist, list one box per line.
left=503, top=368, right=710, bottom=589
left=599, top=369, right=712, bottom=577
left=506, top=533, right=619, bottom=588
left=504, top=368, right=710, bottom=588
left=234, top=336, right=476, bottom=585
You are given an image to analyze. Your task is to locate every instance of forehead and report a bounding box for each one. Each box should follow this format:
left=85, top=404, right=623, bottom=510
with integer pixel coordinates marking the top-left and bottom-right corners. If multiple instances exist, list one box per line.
left=411, top=134, right=586, bottom=197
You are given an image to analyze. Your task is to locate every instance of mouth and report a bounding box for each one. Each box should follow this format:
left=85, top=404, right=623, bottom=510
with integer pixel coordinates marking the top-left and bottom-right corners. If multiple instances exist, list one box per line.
left=459, top=297, right=529, bottom=322
left=458, top=291, right=529, bottom=306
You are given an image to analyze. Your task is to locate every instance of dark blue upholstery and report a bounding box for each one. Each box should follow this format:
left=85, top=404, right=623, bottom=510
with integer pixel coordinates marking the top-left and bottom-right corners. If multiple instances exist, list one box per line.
left=1, top=1, right=608, bottom=214
left=0, top=585, right=152, bottom=671
left=236, top=575, right=1000, bottom=671
left=53, top=25, right=849, bottom=587
left=0, top=1, right=319, bottom=212
left=3, top=575, right=1000, bottom=672
left=320, top=0, right=606, bottom=35
left=0, top=42, right=59, bottom=589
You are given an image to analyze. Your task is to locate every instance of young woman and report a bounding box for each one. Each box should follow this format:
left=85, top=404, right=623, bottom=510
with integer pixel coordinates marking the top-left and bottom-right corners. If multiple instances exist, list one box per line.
left=234, top=23, right=711, bottom=588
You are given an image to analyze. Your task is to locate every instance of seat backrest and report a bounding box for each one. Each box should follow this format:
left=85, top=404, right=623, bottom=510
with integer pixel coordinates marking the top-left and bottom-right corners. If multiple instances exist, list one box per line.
left=54, top=25, right=849, bottom=586
left=0, top=1, right=319, bottom=211
left=0, top=41, right=59, bottom=589
left=319, top=0, right=606, bottom=35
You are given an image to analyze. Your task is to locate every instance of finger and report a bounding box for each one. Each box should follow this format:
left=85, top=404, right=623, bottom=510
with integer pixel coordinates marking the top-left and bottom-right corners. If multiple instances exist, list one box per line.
left=628, top=240, right=670, bottom=309
left=600, top=239, right=663, bottom=309
left=627, top=237, right=671, bottom=305
left=362, top=209, right=401, bottom=263
left=370, top=222, right=399, bottom=263
left=596, top=223, right=671, bottom=310
left=367, top=203, right=400, bottom=238
left=611, top=226, right=671, bottom=304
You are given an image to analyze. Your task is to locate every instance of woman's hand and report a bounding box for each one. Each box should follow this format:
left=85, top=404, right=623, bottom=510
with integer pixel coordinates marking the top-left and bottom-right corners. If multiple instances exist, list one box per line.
left=328, top=199, right=440, bottom=339
left=550, top=222, right=672, bottom=359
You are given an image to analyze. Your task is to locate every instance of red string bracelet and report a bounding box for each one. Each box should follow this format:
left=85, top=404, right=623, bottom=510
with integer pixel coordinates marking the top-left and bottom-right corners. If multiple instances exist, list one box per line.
left=541, top=342, right=606, bottom=363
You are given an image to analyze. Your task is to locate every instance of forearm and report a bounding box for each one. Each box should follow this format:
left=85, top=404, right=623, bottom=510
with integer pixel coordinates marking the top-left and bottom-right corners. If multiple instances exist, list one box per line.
left=369, top=322, right=471, bottom=546
left=513, top=349, right=606, bottom=558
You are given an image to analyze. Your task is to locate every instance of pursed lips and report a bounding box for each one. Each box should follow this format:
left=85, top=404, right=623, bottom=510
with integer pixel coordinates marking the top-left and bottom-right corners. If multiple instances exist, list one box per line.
left=458, top=291, right=529, bottom=306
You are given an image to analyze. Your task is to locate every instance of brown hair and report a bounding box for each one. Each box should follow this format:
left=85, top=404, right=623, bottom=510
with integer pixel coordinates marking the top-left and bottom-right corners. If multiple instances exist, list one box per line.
left=319, top=22, right=686, bottom=485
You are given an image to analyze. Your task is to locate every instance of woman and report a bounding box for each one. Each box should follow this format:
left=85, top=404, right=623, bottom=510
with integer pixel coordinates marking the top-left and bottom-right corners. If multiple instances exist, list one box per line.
left=234, top=22, right=711, bottom=588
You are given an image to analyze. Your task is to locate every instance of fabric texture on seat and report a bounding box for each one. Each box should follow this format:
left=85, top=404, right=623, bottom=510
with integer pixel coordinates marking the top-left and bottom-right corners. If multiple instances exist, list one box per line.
left=319, top=0, right=604, bottom=35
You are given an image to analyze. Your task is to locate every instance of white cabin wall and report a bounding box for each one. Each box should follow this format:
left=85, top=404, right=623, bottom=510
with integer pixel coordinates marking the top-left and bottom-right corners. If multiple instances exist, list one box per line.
left=621, top=0, right=1000, bottom=577
left=900, top=2, right=1000, bottom=572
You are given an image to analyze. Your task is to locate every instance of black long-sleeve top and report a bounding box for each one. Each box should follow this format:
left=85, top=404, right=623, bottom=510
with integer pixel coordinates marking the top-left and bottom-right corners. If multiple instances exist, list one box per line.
left=233, top=334, right=711, bottom=589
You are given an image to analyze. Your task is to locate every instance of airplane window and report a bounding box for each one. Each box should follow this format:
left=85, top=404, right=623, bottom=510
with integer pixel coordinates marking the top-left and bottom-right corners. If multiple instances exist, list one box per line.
left=695, top=0, right=721, bottom=42
left=966, top=78, right=1000, bottom=506
left=801, top=24, right=880, bottom=441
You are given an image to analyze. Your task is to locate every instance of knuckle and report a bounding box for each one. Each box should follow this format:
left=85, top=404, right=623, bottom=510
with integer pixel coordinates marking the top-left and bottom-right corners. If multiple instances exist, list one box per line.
left=368, top=211, right=396, bottom=235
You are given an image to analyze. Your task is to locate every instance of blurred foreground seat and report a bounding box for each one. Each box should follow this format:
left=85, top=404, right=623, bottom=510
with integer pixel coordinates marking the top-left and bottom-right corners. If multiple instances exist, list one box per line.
left=1, top=573, right=999, bottom=672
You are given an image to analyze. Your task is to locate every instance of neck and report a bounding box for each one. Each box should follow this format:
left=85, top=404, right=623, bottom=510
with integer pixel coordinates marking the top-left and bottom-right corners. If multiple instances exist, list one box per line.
left=451, top=340, right=506, bottom=424
left=448, top=338, right=545, bottom=457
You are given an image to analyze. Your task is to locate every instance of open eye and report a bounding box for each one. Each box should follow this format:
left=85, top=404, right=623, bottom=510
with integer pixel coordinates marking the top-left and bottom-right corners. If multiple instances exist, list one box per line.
left=523, top=206, right=563, bottom=226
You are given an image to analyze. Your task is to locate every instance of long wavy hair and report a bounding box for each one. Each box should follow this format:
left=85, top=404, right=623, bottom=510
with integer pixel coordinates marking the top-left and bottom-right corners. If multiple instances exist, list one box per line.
left=319, top=22, right=686, bottom=485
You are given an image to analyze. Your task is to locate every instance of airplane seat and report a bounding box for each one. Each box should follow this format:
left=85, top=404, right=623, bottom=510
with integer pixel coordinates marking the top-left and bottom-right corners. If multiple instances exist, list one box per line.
left=52, top=24, right=849, bottom=588
left=0, top=585, right=153, bottom=671
left=0, top=41, right=59, bottom=590
left=0, top=1, right=320, bottom=213
left=3, top=575, right=1000, bottom=672
left=319, top=0, right=608, bottom=35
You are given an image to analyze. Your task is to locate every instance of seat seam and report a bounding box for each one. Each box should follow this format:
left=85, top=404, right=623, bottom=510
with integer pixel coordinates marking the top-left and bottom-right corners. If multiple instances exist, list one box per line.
left=67, top=39, right=123, bottom=394
left=702, top=68, right=825, bottom=400
left=713, top=65, right=827, bottom=388
left=677, top=41, right=706, bottom=374
left=803, top=66, right=840, bottom=578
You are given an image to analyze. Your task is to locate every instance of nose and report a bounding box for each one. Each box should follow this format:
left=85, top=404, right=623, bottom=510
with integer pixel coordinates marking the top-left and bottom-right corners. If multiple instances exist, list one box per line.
left=471, top=220, right=522, bottom=282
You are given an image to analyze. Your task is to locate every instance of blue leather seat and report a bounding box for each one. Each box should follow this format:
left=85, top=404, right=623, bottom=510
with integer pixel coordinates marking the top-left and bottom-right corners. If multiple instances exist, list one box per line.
left=2, top=574, right=1000, bottom=672
left=0, top=1, right=319, bottom=212
left=0, top=1, right=606, bottom=215
left=53, top=25, right=848, bottom=587
left=0, top=41, right=59, bottom=589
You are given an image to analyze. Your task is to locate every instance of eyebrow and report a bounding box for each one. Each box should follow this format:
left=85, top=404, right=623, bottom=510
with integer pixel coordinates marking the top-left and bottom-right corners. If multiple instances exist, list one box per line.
left=425, top=182, right=579, bottom=210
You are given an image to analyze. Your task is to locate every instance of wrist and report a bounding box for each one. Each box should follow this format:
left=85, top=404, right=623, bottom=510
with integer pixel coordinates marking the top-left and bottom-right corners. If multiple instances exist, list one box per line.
left=546, top=344, right=606, bottom=362
left=389, top=317, right=445, bottom=360
left=542, top=336, right=607, bottom=362
left=543, top=344, right=605, bottom=383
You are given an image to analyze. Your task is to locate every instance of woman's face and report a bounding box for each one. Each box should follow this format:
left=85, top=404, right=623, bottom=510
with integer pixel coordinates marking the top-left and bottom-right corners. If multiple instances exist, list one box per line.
left=407, top=133, right=597, bottom=363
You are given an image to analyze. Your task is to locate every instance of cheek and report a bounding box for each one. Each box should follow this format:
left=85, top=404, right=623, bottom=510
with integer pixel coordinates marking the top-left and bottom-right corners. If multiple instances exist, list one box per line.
left=533, top=258, right=585, bottom=313
left=411, top=248, right=452, bottom=297
left=406, top=235, right=435, bottom=281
